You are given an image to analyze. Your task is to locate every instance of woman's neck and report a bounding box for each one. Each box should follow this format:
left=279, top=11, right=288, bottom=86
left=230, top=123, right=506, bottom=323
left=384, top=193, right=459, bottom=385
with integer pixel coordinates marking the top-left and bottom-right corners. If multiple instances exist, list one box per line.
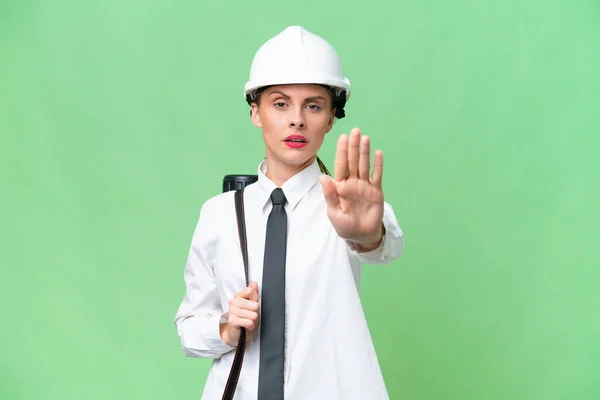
left=265, top=156, right=315, bottom=187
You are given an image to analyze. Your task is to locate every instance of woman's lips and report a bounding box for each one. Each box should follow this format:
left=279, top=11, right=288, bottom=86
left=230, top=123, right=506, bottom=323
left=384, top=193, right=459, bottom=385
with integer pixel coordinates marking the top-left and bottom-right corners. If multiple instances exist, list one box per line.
left=284, top=135, right=308, bottom=148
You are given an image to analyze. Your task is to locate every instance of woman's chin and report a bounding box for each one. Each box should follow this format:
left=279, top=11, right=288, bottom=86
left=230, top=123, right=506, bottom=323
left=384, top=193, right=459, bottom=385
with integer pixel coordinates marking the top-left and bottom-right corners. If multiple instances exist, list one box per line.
left=270, top=152, right=316, bottom=169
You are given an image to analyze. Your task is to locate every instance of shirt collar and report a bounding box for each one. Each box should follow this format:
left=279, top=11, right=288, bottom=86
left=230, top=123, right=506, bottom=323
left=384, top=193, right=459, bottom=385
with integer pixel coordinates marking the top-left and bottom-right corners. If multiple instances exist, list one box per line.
left=256, top=158, right=323, bottom=211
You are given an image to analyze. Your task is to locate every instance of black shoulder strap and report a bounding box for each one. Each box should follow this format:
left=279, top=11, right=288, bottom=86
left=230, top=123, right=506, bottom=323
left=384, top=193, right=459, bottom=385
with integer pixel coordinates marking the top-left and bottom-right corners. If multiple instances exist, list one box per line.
left=234, top=188, right=250, bottom=285
left=222, top=188, right=249, bottom=400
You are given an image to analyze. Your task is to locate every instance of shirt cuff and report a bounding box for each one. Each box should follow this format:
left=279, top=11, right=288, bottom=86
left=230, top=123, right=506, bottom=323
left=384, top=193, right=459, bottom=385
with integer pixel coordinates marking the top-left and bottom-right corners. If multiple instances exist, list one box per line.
left=201, top=312, right=236, bottom=353
left=346, top=208, right=404, bottom=264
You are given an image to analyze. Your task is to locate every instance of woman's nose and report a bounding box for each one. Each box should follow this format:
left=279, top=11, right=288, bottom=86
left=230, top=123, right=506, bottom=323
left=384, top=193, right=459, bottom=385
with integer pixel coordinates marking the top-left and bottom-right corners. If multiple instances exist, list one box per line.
left=289, top=113, right=305, bottom=128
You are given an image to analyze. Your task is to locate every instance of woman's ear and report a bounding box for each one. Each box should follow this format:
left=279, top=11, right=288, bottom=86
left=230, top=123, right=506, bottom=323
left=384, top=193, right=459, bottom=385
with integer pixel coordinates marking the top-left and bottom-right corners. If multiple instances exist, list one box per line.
left=250, top=103, right=262, bottom=128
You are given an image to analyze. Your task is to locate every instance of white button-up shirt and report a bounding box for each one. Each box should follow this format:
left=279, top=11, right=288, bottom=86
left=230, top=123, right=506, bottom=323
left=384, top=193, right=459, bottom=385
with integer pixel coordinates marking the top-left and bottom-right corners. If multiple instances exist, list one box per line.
left=174, top=159, right=404, bottom=399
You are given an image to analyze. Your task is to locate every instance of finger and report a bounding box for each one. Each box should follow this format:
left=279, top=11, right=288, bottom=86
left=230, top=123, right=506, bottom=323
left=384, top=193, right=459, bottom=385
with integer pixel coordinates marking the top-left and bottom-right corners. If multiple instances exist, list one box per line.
left=371, top=150, right=384, bottom=188
left=248, top=281, right=259, bottom=301
left=320, top=175, right=340, bottom=210
left=230, top=309, right=259, bottom=321
left=334, top=134, right=349, bottom=182
left=347, top=128, right=361, bottom=178
left=358, top=135, right=371, bottom=180
left=235, top=286, right=254, bottom=299
left=230, top=297, right=260, bottom=311
left=243, top=319, right=257, bottom=330
left=230, top=316, right=256, bottom=331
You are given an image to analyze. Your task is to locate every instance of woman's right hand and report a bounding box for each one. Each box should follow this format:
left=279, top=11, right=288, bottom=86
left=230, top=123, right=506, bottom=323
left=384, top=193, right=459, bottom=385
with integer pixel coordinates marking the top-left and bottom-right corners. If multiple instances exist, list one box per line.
left=220, top=281, right=260, bottom=347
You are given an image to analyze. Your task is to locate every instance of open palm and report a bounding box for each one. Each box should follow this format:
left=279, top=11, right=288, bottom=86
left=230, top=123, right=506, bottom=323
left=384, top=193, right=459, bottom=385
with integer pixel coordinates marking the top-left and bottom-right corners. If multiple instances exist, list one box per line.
left=319, top=128, right=385, bottom=245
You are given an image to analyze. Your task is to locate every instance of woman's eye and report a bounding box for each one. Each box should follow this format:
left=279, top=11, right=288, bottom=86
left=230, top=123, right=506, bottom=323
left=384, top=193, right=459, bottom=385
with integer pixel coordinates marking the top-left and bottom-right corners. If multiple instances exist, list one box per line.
left=307, top=104, right=321, bottom=111
left=274, top=102, right=287, bottom=108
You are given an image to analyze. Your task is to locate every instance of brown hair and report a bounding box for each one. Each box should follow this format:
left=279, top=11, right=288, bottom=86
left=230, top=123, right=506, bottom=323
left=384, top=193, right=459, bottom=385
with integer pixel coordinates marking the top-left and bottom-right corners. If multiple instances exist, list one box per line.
left=317, top=156, right=331, bottom=175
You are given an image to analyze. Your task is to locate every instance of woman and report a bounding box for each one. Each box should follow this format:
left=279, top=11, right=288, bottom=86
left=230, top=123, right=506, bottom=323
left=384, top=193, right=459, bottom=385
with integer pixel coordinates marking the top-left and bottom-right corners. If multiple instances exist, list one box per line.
left=174, top=26, right=404, bottom=399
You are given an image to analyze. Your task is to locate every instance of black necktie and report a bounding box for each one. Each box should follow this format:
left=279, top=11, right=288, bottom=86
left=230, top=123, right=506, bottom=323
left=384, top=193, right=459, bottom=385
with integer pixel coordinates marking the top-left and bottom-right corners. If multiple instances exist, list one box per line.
left=258, top=188, right=287, bottom=400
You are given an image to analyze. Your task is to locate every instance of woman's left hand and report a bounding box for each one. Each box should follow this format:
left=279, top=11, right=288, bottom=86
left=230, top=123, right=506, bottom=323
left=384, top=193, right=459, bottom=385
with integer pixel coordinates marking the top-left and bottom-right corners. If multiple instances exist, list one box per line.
left=319, top=128, right=385, bottom=251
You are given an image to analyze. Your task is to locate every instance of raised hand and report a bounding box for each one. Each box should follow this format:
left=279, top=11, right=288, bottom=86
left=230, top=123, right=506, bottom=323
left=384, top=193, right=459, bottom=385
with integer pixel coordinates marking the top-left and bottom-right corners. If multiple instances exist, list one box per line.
left=319, top=128, right=385, bottom=250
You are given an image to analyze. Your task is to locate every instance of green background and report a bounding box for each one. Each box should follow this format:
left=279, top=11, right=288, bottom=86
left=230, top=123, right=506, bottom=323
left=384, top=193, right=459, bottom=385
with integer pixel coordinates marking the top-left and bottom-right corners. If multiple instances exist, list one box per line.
left=1, top=0, right=599, bottom=399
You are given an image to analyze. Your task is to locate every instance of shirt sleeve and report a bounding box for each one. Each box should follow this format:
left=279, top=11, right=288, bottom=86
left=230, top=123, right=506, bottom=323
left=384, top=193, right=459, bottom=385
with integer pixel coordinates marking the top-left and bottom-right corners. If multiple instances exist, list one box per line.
left=173, top=200, right=236, bottom=358
left=346, top=201, right=404, bottom=265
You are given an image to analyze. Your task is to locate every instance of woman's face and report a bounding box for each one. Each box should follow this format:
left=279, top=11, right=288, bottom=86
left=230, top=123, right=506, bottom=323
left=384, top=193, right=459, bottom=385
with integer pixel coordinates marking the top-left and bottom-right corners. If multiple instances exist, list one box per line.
left=251, top=84, right=335, bottom=174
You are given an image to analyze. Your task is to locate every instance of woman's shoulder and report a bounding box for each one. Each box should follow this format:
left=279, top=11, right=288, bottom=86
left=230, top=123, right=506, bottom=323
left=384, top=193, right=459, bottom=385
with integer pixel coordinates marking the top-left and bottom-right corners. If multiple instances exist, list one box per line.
left=198, top=190, right=236, bottom=217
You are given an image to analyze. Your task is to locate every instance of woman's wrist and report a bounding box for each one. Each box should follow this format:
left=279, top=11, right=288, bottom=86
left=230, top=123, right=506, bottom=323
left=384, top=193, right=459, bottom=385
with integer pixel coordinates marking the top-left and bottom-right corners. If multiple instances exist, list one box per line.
left=220, top=322, right=232, bottom=346
left=351, top=223, right=385, bottom=252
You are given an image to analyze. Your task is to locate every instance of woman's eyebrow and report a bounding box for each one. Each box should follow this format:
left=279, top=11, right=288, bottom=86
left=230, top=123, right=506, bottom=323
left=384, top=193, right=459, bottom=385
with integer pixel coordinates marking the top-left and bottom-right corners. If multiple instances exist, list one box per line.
left=268, top=90, right=291, bottom=99
left=305, top=96, right=327, bottom=102
left=268, top=90, right=326, bottom=102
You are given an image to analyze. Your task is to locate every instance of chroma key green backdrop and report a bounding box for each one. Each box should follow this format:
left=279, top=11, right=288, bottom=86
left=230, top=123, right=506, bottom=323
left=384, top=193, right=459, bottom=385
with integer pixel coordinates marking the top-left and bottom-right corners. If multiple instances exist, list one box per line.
left=1, top=1, right=599, bottom=399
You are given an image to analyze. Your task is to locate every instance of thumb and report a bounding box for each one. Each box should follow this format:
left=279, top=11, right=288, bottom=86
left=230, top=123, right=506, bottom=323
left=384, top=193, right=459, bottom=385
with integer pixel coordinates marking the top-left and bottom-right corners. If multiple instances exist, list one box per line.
left=249, top=281, right=259, bottom=300
left=319, top=176, right=340, bottom=210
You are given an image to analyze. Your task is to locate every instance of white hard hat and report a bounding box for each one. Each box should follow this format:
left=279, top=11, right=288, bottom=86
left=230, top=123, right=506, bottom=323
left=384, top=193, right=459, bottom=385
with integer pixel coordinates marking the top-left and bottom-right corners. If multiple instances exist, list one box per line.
left=244, top=26, right=351, bottom=102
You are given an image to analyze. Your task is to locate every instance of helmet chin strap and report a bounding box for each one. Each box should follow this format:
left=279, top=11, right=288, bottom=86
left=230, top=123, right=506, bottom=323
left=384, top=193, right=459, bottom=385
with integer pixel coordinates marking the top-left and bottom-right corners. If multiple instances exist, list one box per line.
left=245, top=86, right=267, bottom=103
